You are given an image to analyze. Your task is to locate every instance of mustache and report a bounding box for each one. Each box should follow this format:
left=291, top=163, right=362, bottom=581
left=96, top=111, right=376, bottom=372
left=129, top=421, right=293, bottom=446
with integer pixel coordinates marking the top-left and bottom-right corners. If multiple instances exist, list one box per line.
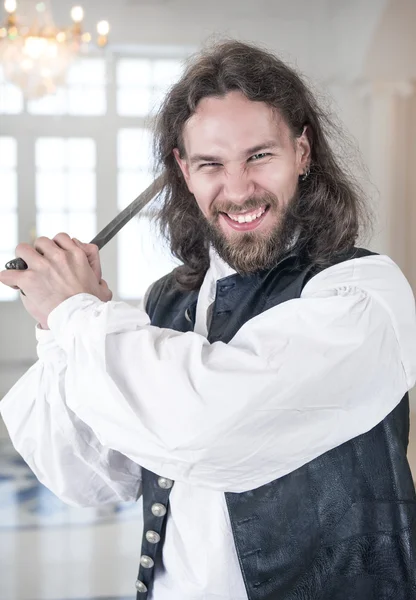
left=212, top=193, right=279, bottom=216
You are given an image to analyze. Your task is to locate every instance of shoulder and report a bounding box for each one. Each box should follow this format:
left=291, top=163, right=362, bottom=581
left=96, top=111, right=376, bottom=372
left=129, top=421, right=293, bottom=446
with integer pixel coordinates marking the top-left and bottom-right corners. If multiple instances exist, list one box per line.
left=303, top=252, right=413, bottom=307
left=303, top=253, right=416, bottom=383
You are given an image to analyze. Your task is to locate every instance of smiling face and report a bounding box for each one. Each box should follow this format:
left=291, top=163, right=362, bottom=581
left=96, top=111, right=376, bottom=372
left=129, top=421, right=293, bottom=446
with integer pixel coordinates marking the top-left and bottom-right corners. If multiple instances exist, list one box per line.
left=173, top=90, right=311, bottom=272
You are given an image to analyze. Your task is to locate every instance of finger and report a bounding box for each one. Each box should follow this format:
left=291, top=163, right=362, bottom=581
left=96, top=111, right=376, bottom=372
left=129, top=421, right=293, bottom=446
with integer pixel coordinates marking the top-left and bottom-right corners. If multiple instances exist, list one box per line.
left=34, top=236, right=63, bottom=257
left=72, top=239, right=99, bottom=258
left=15, top=242, right=45, bottom=268
left=99, top=278, right=113, bottom=301
left=0, top=268, right=26, bottom=290
left=99, top=278, right=110, bottom=291
left=53, top=232, right=78, bottom=250
left=73, top=239, right=102, bottom=280
left=35, top=236, right=86, bottom=268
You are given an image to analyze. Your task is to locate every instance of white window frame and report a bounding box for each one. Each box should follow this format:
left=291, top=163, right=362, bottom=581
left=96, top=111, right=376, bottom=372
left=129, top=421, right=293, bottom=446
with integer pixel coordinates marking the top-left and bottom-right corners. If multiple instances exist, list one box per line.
left=0, top=46, right=191, bottom=304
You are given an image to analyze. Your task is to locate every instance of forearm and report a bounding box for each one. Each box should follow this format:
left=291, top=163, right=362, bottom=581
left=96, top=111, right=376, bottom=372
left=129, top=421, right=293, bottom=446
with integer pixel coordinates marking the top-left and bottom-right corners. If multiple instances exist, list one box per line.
left=46, top=283, right=413, bottom=493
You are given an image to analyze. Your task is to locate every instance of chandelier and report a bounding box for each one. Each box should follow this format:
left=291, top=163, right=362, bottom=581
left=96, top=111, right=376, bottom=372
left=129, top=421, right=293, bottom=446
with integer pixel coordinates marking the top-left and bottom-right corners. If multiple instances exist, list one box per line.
left=0, top=1, right=109, bottom=99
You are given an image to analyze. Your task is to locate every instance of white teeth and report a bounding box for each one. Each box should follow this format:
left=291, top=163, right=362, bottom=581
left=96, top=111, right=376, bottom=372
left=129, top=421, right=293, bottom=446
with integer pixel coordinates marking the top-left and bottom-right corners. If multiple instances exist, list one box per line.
left=228, top=207, right=266, bottom=223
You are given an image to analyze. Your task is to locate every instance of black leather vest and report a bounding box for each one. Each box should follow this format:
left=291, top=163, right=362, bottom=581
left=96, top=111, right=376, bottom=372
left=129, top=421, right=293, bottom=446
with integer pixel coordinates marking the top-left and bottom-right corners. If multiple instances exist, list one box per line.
left=134, top=249, right=416, bottom=600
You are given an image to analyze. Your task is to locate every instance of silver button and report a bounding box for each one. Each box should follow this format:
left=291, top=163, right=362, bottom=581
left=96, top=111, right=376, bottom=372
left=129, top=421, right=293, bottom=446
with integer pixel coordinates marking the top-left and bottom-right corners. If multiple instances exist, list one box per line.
left=151, top=502, right=167, bottom=517
left=140, top=554, right=155, bottom=569
left=146, top=530, right=161, bottom=544
left=157, top=476, right=173, bottom=489
left=135, top=579, right=148, bottom=593
left=184, top=307, right=192, bottom=322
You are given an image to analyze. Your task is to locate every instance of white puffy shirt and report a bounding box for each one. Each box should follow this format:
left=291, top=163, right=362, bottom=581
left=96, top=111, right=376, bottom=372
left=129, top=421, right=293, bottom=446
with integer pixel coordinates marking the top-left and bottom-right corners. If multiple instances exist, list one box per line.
left=1, top=251, right=416, bottom=599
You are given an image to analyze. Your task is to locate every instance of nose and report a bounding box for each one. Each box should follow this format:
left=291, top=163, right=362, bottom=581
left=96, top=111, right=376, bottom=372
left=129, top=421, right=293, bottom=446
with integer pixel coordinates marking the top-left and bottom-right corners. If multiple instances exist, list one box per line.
left=222, top=163, right=255, bottom=205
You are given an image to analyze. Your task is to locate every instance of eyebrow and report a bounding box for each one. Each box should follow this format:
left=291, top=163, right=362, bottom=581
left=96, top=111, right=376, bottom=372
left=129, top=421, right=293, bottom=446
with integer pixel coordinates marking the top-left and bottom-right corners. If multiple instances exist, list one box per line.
left=188, top=140, right=281, bottom=165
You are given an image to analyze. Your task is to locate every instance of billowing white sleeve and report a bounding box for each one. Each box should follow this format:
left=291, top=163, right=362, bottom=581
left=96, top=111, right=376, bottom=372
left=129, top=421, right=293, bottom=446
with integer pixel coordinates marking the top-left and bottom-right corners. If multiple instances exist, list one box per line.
left=4, top=255, right=416, bottom=494
left=0, top=330, right=142, bottom=507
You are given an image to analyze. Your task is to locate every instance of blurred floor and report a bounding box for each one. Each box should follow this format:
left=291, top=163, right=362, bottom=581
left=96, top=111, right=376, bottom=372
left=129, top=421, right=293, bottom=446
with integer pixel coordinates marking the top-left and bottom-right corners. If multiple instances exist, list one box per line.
left=0, top=436, right=142, bottom=600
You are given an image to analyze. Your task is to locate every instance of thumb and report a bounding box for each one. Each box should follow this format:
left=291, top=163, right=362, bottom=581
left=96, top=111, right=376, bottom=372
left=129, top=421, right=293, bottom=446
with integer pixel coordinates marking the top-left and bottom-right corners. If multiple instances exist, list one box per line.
left=99, top=278, right=113, bottom=302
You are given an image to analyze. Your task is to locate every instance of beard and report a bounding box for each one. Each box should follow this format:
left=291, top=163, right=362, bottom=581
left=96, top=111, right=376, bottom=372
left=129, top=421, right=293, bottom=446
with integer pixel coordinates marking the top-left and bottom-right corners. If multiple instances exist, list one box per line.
left=200, top=191, right=300, bottom=274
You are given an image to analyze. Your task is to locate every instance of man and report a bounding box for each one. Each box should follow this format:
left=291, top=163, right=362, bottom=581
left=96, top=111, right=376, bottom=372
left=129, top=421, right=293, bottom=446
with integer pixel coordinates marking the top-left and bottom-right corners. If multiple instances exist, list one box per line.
left=1, top=40, right=416, bottom=600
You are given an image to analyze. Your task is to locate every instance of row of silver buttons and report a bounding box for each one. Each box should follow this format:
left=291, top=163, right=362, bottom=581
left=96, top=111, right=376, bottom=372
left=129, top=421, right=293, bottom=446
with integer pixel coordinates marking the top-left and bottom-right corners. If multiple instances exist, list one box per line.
left=135, top=477, right=174, bottom=594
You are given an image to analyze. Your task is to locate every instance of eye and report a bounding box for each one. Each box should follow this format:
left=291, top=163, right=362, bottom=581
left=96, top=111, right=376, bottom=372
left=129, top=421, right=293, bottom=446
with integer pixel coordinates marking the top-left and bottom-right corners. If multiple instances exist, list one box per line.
left=249, top=152, right=271, bottom=162
left=199, top=162, right=222, bottom=170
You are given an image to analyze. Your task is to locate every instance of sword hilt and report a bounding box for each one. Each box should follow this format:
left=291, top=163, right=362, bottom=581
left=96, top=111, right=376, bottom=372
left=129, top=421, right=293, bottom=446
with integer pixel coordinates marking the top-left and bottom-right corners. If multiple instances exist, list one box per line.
left=6, top=258, right=28, bottom=270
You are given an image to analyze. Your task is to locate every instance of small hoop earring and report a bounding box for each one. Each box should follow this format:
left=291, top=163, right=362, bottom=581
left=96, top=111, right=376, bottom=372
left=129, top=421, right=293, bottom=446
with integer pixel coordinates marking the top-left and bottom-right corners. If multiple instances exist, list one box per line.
left=301, top=166, right=310, bottom=181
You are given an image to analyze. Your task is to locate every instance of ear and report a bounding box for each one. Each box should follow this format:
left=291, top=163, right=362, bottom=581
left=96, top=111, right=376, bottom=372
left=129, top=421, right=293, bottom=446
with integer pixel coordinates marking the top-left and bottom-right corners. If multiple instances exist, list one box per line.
left=296, top=125, right=311, bottom=175
left=173, top=148, right=193, bottom=193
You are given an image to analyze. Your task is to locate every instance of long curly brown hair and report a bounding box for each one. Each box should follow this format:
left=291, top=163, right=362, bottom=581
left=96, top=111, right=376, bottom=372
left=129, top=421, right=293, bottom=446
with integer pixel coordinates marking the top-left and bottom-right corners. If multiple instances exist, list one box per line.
left=152, top=40, right=371, bottom=290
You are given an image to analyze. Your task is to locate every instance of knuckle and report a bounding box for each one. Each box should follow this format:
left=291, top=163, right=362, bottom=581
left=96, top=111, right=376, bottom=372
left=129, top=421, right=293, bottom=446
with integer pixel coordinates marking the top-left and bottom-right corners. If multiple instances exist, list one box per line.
left=53, top=232, right=70, bottom=241
left=45, top=247, right=64, bottom=265
left=35, top=236, right=50, bottom=244
left=15, top=242, right=30, bottom=254
left=49, top=244, right=63, bottom=258
left=34, top=237, right=51, bottom=254
left=80, top=242, right=98, bottom=257
left=73, top=246, right=86, bottom=259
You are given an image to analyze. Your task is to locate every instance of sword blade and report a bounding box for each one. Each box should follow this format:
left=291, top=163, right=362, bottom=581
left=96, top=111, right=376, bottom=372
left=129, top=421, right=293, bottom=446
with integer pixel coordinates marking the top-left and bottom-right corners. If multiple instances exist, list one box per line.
left=90, top=173, right=165, bottom=250
left=5, top=174, right=165, bottom=270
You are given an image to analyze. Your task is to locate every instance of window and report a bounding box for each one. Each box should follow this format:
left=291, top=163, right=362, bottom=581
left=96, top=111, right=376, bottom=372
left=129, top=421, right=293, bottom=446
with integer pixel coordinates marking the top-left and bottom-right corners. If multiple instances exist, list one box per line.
left=117, top=58, right=183, bottom=116
left=35, top=138, right=97, bottom=242
left=1, top=50, right=188, bottom=302
left=0, top=67, right=24, bottom=115
left=0, top=137, right=18, bottom=300
left=117, top=128, right=154, bottom=211
left=117, top=215, right=180, bottom=299
left=27, top=58, right=107, bottom=116
left=117, top=128, right=179, bottom=299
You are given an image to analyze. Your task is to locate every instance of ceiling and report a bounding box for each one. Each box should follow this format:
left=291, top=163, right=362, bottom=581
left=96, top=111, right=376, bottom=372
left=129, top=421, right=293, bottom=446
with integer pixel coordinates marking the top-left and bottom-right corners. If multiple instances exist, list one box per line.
left=12, top=0, right=352, bottom=21
left=6, top=0, right=396, bottom=80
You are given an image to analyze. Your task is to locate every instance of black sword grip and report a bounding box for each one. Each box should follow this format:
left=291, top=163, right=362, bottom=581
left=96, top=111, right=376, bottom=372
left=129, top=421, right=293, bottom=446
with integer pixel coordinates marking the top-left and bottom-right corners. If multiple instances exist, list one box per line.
left=5, top=257, right=28, bottom=270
